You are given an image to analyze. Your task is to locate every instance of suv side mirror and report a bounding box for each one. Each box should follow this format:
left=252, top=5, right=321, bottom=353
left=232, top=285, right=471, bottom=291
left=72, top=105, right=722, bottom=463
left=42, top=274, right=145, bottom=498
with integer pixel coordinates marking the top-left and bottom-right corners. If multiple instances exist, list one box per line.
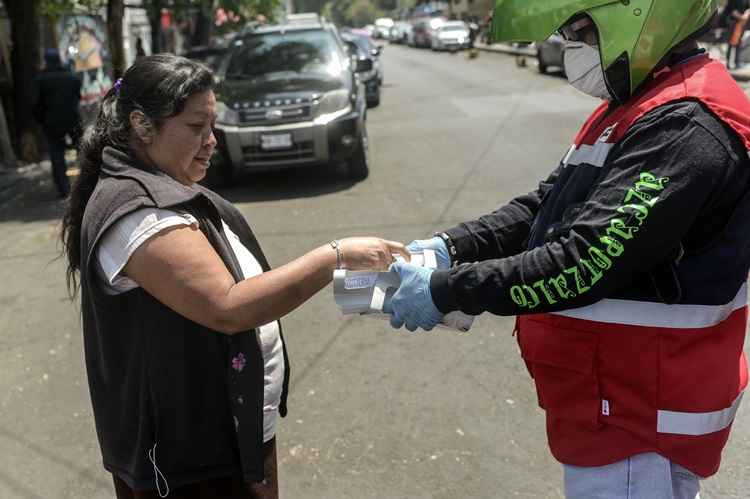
left=371, top=47, right=381, bottom=57
left=355, top=58, right=373, bottom=73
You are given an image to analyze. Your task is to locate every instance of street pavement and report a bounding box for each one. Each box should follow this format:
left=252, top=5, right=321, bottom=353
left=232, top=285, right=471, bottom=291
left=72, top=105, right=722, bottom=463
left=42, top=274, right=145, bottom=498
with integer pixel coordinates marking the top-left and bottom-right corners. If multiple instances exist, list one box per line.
left=1, top=46, right=749, bottom=498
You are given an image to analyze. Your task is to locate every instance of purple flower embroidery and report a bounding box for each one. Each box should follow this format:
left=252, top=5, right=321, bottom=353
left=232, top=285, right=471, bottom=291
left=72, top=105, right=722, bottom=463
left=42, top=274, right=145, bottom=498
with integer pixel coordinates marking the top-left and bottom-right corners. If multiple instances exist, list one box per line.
left=231, top=353, right=246, bottom=372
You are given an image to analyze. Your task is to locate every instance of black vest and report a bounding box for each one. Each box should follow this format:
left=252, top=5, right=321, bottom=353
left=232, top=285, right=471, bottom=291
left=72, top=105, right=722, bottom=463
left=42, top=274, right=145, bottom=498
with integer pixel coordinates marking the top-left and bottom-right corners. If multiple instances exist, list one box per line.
left=80, top=147, right=290, bottom=490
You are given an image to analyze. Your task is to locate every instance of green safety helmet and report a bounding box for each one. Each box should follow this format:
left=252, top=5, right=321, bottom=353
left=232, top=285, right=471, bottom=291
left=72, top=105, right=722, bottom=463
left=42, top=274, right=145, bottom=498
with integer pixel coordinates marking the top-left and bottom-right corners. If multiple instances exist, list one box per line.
left=491, top=0, right=717, bottom=101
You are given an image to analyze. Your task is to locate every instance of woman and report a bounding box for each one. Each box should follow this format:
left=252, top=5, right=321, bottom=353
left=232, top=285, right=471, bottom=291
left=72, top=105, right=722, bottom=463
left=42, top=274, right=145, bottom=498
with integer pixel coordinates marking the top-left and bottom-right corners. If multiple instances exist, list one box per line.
left=60, top=54, right=407, bottom=499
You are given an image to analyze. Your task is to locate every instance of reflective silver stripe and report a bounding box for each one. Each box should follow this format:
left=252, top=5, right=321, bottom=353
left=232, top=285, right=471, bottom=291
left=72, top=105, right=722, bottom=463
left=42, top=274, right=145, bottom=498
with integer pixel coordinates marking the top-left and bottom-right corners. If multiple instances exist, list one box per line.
left=657, top=392, right=744, bottom=436
left=552, top=283, right=747, bottom=329
left=563, top=142, right=614, bottom=168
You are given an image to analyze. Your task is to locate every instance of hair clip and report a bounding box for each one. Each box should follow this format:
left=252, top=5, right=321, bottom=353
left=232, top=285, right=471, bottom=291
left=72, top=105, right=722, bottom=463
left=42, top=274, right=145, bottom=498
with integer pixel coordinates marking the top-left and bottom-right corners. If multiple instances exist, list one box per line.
left=113, top=78, right=123, bottom=95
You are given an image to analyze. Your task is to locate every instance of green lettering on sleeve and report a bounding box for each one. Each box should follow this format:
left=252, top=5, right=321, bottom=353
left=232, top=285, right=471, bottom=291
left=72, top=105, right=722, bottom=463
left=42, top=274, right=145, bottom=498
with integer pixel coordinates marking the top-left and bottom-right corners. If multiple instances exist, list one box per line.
left=606, top=218, right=637, bottom=241
left=624, top=188, right=659, bottom=207
left=635, top=172, right=669, bottom=192
left=600, top=235, right=625, bottom=257
left=564, top=266, right=591, bottom=295
left=533, top=279, right=558, bottom=305
left=506, top=170, right=668, bottom=310
left=510, top=285, right=528, bottom=308
left=549, top=274, right=576, bottom=299
left=617, top=203, right=650, bottom=226
left=522, top=285, right=541, bottom=309
left=588, top=246, right=612, bottom=270
left=580, top=258, right=603, bottom=286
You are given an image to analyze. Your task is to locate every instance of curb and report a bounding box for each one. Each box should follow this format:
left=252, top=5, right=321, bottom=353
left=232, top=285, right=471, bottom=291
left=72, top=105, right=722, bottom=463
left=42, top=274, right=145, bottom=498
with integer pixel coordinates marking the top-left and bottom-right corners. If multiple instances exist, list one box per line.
left=475, top=42, right=536, bottom=58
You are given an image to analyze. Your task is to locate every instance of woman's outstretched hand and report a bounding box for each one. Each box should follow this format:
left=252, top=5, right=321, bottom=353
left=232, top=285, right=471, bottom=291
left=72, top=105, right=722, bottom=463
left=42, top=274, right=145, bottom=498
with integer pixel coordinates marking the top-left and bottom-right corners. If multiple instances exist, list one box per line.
left=339, top=237, right=410, bottom=271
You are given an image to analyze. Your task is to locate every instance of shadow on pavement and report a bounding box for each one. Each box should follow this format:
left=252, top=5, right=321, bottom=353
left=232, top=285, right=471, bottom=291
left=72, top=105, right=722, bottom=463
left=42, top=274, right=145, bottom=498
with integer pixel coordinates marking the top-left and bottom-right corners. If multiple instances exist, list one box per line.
left=0, top=174, right=66, bottom=224
left=216, top=165, right=358, bottom=204
left=0, top=164, right=360, bottom=224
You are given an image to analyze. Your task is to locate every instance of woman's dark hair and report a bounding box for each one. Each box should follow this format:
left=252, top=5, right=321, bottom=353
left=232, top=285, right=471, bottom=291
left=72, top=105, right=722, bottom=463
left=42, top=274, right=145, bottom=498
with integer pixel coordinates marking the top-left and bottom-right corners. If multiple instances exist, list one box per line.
left=61, top=54, right=214, bottom=297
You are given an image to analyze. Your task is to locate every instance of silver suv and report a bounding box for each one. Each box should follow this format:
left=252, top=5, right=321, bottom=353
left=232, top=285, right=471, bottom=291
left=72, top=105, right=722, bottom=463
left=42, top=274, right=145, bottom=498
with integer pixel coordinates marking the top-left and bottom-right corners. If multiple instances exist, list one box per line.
left=209, top=20, right=373, bottom=186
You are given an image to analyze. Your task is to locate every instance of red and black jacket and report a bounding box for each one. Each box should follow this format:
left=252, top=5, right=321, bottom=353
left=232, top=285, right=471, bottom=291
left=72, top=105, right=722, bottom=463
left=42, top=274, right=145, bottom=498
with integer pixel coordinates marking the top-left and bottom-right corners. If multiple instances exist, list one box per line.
left=430, top=54, right=750, bottom=477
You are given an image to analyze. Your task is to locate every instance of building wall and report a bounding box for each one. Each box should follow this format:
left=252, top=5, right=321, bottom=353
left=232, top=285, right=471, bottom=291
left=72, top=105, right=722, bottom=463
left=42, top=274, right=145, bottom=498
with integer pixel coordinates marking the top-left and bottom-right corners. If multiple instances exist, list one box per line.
left=124, top=1, right=151, bottom=67
left=450, top=0, right=492, bottom=20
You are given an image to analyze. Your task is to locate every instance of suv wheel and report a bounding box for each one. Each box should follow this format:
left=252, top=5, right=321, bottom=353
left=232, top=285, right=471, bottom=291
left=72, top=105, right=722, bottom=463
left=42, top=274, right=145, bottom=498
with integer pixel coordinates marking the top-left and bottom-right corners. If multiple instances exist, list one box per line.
left=347, top=126, right=370, bottom=181
left=537, top=49, right=548, bottom=74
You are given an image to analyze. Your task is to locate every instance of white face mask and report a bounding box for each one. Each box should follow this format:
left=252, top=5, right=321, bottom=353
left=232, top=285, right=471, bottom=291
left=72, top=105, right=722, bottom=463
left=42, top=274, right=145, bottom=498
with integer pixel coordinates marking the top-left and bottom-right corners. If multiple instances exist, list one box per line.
left=563, top=41, right=612, bottom=101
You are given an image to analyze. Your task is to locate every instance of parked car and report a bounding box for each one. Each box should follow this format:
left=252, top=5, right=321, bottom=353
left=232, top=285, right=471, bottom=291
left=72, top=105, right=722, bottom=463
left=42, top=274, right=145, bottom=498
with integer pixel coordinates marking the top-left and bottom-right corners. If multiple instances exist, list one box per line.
left=423, top=17, right=447, bottom=49
left=537, top=34, right=566, bottom=74
left=373, top=17, right=394, bottom=39
left=210, top=19, right=373, bottom=186
left=347, top=30, right=384, bottom=83
left=390, top=21, right=412, bottom=44
left=181, top=46, right=228, bottom=71
left=411, top=18, right=432, bottom=48
left=342, top=32, right=381, bottom=107
left=431, top=21, right=470, bottom=51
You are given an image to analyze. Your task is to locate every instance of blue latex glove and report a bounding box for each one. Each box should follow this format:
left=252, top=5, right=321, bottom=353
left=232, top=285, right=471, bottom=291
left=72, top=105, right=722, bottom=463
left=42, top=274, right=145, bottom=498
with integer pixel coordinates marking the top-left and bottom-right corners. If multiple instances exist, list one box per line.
left=385, top=261, right=444, bottom=332
left=407, top=237, right=451, bottom=269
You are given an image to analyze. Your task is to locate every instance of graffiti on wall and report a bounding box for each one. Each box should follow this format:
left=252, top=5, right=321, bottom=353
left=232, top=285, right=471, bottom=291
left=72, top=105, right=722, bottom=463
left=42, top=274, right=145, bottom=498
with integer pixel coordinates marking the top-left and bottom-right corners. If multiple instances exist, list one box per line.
left=58, top=15, right=112, bottom=119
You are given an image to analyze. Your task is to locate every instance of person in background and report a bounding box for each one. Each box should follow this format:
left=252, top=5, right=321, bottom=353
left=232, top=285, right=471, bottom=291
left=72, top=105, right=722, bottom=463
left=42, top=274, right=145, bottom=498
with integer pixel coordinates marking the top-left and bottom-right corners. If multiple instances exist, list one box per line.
left=32, top=48, right=82, bottom=198
left=387, top=1, right=750, bottom=497
left=135, top=37, right=147, bottom=59
left=723, top=0, right=750, bottom=68
left=60, top=54, right=407, bottom=499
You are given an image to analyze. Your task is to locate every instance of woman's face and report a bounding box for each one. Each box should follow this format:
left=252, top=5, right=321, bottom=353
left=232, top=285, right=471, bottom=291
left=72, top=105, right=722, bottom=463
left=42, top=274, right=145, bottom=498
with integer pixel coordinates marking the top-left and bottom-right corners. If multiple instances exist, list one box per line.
left=143, top=89, right=218, bottom=186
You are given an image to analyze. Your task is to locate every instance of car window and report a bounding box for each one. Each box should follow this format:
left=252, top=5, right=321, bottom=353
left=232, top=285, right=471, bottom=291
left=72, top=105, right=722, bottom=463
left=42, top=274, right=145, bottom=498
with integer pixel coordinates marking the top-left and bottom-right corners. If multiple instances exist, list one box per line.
left=354, top=36, right=375, bottom=52
left=225, top=30, right=343, bottom=80
left=343, top=39, right=365, bottom=57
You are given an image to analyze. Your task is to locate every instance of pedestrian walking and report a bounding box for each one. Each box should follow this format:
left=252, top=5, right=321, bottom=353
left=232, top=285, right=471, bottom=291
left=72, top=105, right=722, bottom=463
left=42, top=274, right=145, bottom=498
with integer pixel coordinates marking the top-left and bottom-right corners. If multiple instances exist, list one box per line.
left=32, top=48, right=82, bottom=198
left=135, top=37, right=147, bottom=59
left=385, top=1, right=749, bottom=498
left=59, top=54, right=407, bottom=499
left=722, top=0, right=750, bottom=68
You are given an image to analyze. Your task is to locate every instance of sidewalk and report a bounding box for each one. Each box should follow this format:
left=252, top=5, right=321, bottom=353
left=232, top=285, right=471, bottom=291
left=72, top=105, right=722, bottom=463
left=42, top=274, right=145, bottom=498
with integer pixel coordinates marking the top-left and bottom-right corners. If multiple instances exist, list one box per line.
left=476, top=41, right=750, bottom=82
left=0, top=161, right=48, bottom=208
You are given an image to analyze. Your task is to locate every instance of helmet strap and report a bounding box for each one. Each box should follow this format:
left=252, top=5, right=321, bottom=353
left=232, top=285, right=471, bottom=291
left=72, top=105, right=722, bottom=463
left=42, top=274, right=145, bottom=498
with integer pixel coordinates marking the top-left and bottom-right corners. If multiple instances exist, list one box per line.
left=604, top=52, right=631, bottom=104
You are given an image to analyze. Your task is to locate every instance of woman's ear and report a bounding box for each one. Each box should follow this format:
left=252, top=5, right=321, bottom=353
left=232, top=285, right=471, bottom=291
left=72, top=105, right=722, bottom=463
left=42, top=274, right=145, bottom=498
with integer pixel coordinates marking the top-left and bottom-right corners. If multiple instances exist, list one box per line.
left=129, top=111, right=154, bottom=144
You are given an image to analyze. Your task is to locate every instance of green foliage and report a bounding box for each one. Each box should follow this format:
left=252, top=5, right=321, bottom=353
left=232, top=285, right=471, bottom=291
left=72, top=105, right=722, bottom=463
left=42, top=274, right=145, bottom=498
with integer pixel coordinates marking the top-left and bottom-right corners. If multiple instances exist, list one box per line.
left=299, top=0, right=403, bottom=26
left=347, top=0, right=381, bottom=27
left=40, top=0, right=103, bottom=17
left=39, top=0, right=280, bottom=22
left=320, top=0, right=387, bottom=26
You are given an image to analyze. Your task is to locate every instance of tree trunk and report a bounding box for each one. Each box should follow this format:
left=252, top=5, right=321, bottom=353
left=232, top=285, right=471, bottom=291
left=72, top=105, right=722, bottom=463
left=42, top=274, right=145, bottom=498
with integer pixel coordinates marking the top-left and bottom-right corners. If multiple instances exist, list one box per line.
left=191, top=0, right=215, bottom=49
left=149, top=0, right=163, bottom=54
left=107, top=0, right=126, bottom=78
left=7, top=0, right=42, bottom=160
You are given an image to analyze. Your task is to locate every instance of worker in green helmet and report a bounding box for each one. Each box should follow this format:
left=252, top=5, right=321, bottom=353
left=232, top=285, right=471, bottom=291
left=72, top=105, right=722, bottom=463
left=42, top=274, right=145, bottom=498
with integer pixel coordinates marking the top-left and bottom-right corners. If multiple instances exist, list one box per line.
left=386, top=1, right=750, bottom=496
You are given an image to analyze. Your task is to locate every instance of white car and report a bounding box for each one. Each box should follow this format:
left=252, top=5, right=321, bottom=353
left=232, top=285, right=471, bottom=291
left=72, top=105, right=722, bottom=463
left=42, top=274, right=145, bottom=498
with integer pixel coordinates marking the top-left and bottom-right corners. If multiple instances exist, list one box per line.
left=374, top=17, right=394, bottom=39
left=431, top=21, right=470, bottom=51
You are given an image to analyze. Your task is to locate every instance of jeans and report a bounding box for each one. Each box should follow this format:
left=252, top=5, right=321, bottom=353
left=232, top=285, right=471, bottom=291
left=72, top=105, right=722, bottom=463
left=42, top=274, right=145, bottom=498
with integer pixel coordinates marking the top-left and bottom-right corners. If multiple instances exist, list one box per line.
left=46, top=133, right=69, bottom=197
left=564, top=453, right=701, bottom=499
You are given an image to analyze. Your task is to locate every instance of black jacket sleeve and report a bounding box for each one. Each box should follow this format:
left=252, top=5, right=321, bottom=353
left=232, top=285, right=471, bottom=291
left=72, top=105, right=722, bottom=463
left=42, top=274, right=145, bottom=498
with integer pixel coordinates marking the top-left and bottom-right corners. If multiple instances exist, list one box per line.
left=443, top=165, right=561, bottom=263
left=431, top=105, right=742, bottom=316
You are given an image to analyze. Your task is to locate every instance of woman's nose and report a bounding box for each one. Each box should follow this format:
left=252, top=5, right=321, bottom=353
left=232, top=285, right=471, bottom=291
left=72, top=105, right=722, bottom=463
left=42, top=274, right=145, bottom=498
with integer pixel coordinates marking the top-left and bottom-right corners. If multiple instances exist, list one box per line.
left=204, top=129, right=217, bottom=148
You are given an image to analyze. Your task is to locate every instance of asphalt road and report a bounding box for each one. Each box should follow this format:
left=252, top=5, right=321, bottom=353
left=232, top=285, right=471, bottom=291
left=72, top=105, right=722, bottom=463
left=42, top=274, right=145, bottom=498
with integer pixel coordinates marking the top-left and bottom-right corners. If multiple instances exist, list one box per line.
left=1, top=45, right=749, bottom=499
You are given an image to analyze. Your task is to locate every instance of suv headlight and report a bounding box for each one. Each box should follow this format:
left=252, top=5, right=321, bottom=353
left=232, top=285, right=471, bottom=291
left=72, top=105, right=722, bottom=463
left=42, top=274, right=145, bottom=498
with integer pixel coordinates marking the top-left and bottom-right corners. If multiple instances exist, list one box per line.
left=314, top=89, right=352, bottom=124
left=216, top=101, right=239, bottom=126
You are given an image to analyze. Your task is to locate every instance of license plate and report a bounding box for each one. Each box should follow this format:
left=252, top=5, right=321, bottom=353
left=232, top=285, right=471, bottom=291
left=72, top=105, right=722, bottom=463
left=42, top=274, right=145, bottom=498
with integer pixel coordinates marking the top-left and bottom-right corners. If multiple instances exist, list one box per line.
left=260, top=133, right=293, bottom=150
